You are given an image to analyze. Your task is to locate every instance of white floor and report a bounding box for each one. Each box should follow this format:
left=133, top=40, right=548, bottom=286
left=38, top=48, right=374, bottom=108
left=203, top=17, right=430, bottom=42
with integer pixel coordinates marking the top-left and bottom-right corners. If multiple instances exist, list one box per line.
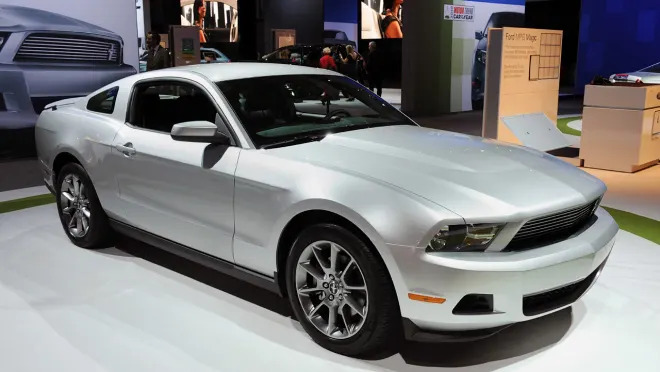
left=1, top=205, right=659, bottom=371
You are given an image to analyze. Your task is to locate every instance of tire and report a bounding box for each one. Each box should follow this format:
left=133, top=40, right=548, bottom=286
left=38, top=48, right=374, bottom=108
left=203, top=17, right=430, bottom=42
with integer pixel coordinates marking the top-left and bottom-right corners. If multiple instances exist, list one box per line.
left=285, top=223, right=401, bottom=357
left=55, top=163, right=114, bottom=249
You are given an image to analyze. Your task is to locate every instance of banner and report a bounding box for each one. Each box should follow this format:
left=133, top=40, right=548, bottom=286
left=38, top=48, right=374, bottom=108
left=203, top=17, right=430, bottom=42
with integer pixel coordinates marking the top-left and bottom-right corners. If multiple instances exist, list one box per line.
left=449, top=0, right=525, bottom=112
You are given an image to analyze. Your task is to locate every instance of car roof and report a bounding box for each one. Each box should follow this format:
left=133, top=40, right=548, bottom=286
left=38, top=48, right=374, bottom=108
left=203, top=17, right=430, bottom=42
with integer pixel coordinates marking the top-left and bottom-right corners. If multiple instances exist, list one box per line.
left=169, top=62, right=342, bottom=82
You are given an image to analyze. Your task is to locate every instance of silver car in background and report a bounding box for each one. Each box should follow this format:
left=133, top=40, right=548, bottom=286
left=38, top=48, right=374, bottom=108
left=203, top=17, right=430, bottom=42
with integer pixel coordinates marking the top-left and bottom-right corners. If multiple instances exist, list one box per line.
left=35, top=63, right=618, bottom=357
left=609, top=61, right=660, bottom=84
left=0, top=5, right=136, bottom=129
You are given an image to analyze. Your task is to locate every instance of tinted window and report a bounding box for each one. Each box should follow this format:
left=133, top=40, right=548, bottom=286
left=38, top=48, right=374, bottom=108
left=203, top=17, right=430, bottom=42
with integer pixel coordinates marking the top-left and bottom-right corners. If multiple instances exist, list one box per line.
left=484, top=12, right=524, bottom=33
left=129, top=81, right=218, bottom=133
left=217, top=75, right=414, bottom=148
left=87, top=87, right=119, bottom=114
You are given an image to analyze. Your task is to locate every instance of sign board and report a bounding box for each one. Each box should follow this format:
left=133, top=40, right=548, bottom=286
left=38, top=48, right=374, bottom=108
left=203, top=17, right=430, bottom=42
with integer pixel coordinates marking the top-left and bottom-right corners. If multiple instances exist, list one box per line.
left=482, top=27, right=568, bottom=150
left=443, top=4, right=475, bottom=22
left=169, top=26, right=200, bottom=67
left=273, top=29, right=296, bottom=49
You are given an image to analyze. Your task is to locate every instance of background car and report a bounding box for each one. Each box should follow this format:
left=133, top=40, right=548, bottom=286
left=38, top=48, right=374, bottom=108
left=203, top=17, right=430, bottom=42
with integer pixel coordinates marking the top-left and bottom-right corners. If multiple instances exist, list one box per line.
left=200, top=47, right=231, bottom=63
left=261, top=44, right=352, bottom=74
left=0, top=5, right=136, bottom=129
left=139, top=47, right=230, bottom=72
left=35, top=63, right=617, bottom=358
left=323, top=29, right=356, bottom=47
left=609, top=62, right=660, bottom=84
left=471, top=11, right=525, bottom=110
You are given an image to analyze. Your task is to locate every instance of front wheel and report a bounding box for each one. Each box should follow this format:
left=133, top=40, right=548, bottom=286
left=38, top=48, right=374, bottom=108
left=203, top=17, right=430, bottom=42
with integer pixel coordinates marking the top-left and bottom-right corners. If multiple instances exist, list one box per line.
left=55, top=163, right=114, bottom=249
left=285, top=224, right=400, bottom=357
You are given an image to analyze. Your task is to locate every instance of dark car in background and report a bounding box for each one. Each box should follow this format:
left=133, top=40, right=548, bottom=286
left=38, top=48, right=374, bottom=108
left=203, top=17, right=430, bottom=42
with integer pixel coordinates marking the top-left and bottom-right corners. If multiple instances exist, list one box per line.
left=0, top=5, right=136, bottom=129
left=261, top=44, right=351, bottom=70
left=471, top=12, right=525, bottom=110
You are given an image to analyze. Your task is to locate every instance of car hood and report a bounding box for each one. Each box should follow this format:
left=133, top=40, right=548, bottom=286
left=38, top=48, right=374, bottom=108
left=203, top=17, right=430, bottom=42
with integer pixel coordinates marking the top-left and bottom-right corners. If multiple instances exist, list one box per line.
left=0, top=5, right=119, bottom=39
left=270, top=125, right=605, bottom=221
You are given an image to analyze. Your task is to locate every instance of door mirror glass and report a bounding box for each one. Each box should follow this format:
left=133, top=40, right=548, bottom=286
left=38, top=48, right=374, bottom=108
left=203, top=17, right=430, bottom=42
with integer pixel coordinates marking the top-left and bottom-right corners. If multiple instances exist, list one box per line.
left=171, top=121, right=229, bottom=144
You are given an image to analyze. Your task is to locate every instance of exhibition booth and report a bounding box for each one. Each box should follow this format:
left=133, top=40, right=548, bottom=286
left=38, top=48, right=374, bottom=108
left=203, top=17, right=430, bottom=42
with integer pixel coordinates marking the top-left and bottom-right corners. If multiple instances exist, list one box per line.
left=0, top=0, right=659, bottom=370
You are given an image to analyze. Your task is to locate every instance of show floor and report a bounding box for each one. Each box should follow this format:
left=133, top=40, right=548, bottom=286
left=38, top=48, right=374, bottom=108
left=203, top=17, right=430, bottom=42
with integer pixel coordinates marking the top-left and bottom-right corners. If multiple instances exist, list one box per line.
left=1, top=204, right=659, bottom=371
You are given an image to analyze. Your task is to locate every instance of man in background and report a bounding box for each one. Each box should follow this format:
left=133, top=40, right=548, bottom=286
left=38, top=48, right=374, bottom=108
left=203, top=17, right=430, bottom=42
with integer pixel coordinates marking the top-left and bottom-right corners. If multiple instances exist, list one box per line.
left=146, top=31, right=169, bottom=71
left=366, top=41, right=384, bottom=96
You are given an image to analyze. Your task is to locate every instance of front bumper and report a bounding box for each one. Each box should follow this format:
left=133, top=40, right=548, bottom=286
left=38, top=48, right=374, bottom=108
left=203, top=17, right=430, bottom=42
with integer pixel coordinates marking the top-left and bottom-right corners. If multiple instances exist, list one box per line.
left=390, top=208, right=618, bottom=335
left=0, top=63, right=136, bottom=129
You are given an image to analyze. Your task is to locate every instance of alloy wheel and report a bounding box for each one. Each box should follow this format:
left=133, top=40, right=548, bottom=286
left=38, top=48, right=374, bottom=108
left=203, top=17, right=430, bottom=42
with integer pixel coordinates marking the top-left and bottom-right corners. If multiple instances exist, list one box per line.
left=295, top=240, right=369, bottom=340
left=60, top=174, right=91, bottom=238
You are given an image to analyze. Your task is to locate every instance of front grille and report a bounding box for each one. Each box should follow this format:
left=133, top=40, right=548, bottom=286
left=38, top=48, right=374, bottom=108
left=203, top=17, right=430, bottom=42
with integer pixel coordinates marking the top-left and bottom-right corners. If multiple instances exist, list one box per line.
left=506, top=198, right=600, bottom=251
left=523, top=262, right=603, bottom=316
left=15, top=33, right=121, bottom=64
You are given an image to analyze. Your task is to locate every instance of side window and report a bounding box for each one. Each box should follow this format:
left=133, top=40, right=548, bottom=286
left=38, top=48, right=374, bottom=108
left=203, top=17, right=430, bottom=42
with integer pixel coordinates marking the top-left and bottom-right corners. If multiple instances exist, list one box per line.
left=87, top=87, right=119, bottom=114
left=128, top=81, right=218, bottom=133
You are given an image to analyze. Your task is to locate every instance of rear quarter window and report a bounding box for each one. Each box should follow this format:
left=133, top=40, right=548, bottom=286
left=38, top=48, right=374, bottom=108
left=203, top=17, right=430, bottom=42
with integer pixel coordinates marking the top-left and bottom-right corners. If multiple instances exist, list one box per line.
left=87, top=86, right=119, bottom=114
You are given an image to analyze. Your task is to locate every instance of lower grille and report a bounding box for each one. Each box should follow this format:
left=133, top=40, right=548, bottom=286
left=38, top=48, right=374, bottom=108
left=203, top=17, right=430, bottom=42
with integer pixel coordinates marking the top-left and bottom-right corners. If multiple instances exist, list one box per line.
left=506, top=198, right=600, bottom=251
left=523, top=263, right=603, bottom=316
left=15, top=33, right=121, bottom=64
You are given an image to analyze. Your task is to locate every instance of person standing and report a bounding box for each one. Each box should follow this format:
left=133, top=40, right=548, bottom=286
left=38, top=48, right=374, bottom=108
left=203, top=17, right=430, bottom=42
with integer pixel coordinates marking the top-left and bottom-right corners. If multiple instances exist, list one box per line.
left=366, top=41, right=384, bottom=96
left=146, top=31, right=169, bottom=71
left=319, top=47, right=338, bottom=71
left=341, top=45, right=360, bottom=81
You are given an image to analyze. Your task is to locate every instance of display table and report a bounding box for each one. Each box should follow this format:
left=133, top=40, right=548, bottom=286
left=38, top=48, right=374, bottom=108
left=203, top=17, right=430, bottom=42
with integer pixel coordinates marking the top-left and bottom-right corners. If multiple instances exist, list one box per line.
left=580, top=84, right=660, bottom=172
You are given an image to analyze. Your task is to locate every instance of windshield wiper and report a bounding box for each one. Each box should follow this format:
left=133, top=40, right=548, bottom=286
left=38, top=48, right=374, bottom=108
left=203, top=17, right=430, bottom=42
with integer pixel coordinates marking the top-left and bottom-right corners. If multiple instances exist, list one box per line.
left=261, top=134, right=326, bottom=149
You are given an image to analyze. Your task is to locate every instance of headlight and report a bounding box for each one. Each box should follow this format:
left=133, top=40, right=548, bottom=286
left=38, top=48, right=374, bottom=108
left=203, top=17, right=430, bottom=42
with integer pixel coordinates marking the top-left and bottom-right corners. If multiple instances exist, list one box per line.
left=476, top=50, right=487, bottom=64
left=426, top=224, right=504, bottom=253
left=0, top=33, right=9, bottom=52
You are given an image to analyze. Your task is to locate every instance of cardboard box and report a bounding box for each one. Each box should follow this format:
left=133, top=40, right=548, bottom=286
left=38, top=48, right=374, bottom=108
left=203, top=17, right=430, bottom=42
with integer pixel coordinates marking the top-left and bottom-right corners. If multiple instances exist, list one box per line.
left=584, top=84, right=660, bottom=110
left=580, top=105, right=660, bottom=172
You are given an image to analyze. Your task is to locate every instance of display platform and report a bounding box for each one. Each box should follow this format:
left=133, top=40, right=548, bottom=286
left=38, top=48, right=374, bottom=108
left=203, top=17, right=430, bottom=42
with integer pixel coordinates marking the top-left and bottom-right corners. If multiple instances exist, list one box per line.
left=0, top=204, right=659, bottom=371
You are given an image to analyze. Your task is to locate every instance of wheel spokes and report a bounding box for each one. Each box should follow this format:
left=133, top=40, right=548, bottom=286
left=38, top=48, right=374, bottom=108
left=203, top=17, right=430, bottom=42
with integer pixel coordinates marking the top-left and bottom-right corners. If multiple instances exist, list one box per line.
left=299, top=261, right=325, bottom=281
left=298, top=284, right=323, bottom=295
left=329, top=243, right=339, bottom=273
left=327, top=305, right=338, bottom=335
left=344, top=294, right=366, bottom=318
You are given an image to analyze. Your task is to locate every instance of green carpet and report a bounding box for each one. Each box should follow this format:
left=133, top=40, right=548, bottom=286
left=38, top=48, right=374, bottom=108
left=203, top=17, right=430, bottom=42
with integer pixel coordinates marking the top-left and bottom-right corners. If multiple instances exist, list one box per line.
left=557, top=116, right=582, bottom=136
left=0, top=194, right=56, bottom=214
left=603, top=207, right=660, bottom=245
left=0, top=194, right=658, bottom=245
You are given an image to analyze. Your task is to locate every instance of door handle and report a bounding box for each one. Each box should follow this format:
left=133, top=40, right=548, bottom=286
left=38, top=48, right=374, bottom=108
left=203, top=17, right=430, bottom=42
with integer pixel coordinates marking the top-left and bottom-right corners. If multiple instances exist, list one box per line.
left=115, top=142, right=137, bottom=157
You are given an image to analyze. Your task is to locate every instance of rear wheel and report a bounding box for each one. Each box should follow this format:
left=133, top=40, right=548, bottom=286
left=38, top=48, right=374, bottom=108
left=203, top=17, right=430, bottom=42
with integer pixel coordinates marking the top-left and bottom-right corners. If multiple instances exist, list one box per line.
left=55, top=163, right=114, bottom=249
left=285, top=224, right=400, bottom=357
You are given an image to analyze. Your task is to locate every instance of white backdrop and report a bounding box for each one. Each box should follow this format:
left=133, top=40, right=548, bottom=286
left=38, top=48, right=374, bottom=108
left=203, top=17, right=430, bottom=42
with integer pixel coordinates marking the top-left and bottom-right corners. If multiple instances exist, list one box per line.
left=0, top=0, right=139, bottom=70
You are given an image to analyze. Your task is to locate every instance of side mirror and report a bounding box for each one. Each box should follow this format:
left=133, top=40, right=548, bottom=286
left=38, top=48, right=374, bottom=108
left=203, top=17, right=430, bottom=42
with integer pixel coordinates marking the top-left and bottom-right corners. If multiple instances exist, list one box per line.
left=171, top=121, right=230, bottom=144
left=475, top=31, right=484, bottom=40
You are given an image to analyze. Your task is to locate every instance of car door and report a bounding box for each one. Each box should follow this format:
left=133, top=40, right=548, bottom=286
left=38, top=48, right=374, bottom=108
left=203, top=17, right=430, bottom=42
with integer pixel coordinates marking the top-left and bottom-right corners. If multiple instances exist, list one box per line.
left=109, top=78, right=239, bottom=261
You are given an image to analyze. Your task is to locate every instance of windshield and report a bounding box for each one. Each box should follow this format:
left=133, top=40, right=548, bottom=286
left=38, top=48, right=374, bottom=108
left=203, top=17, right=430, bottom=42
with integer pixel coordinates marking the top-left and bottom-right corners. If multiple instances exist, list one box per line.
left=640, top=62, right=660, bottom=73
left=217, top=75, right=415, bottom=148
left=484, top=12, right=524, bottom=33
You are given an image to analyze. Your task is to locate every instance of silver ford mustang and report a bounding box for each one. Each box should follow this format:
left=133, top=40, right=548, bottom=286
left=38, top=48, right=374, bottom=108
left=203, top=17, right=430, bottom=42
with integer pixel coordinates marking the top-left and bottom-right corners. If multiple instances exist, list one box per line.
left=35, top=63, right=618, bottom=357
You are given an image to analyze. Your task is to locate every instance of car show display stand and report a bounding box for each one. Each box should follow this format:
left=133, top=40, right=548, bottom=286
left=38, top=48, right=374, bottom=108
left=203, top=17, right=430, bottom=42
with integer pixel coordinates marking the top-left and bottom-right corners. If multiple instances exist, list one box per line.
left=482, top=27, right=569, bottom=151
left=580, top=84, right=660, bottom=173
